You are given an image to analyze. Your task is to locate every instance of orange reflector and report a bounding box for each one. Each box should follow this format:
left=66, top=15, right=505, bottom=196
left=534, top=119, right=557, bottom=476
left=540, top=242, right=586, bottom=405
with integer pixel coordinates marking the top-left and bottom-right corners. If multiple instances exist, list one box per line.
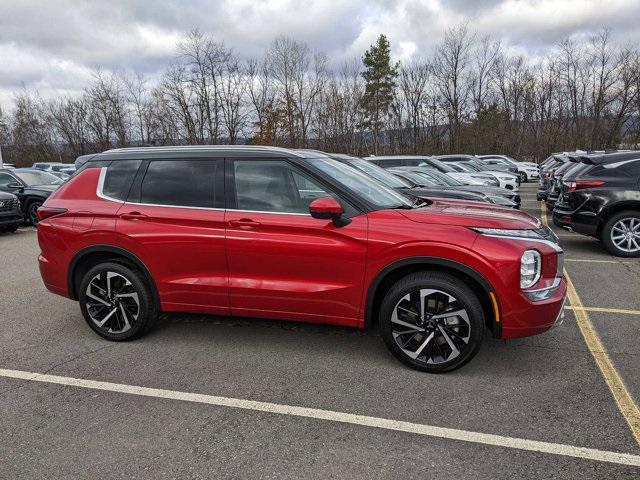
left=489, top=292, right=500, bottom=323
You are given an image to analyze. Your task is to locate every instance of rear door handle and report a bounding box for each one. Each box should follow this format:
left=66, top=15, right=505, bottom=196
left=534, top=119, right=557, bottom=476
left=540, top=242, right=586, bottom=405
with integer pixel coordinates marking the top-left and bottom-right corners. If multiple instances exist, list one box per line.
left=120, top=211, right=148, bottom=221
left=228, top=218, right=261, bottom=228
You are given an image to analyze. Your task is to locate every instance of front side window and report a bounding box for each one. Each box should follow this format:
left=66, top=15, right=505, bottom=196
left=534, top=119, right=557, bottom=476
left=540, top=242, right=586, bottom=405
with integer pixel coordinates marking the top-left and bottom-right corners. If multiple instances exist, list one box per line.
left=233, top=160, right=327, bottom=213
left=0, top=172, right=16, bottom=189
left=103, top=160, right=142, bottom=201
left=140, top=160, right=216, bottom=208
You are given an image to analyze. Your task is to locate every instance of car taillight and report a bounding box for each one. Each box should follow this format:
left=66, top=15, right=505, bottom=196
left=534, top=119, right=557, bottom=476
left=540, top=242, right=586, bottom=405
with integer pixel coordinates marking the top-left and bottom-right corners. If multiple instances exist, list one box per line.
left=563, top=180, right=604, bottom=192
left=37, top=207, right=67, bottom=221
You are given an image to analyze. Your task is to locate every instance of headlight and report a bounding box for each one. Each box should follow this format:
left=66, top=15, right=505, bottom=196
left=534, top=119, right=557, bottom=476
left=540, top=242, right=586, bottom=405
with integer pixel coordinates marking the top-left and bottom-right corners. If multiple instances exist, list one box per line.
left=498, top=176, right=512, bottom=181
left=469, top=227, right=543, bottom=239
left=520, top=250, right=541, bottom=288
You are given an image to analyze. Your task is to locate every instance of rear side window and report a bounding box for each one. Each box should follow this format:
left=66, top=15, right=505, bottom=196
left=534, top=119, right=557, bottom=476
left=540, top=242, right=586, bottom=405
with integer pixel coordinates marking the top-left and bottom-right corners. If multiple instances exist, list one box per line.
left=140, top=160, right=216, bottom=208
left=103, top=160, right=142, bottom=201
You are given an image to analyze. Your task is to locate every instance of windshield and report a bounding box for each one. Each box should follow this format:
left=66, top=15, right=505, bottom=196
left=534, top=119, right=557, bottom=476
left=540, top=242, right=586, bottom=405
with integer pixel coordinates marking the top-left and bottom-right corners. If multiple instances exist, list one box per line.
left=418, top=158, right=456, bottom=173
left=396, top=171, right=437, bottom=187
left=460, top=162, right=483, bottom=172
left=14, top=170, right=63, bottom=186
left=308, top=158, right=414, bottom=209
left=344, top=157, right=412, bottom=189
left=415, top=169, right=463, bottom=186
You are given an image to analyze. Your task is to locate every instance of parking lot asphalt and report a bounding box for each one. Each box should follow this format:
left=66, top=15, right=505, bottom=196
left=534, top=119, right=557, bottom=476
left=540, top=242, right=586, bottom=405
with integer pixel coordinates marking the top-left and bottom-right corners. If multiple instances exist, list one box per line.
left=1, top=183, right=639, bottom=479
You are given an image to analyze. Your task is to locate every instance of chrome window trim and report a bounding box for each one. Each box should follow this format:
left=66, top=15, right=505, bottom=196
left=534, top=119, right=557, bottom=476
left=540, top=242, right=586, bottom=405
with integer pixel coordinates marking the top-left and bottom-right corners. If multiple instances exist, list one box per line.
left=97, top=167, right=311, bottom=216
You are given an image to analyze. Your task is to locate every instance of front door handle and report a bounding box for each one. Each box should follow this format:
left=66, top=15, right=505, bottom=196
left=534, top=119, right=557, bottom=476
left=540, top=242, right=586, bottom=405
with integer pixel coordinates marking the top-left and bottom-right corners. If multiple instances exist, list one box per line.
left=120, top=211, right=148, bottom=221
left=228, top=218, right=261, bottom=228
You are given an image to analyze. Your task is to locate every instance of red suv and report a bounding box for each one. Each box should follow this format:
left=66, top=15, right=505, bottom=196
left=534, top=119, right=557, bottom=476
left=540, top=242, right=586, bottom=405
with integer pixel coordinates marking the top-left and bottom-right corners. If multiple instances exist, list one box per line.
left=37, top=147, right=567, bottom=372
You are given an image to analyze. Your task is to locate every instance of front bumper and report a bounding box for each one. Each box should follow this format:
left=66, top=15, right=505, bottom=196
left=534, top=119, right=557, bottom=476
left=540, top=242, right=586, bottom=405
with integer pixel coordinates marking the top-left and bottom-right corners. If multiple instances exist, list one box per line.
left=0, top=213, right=22, bottom=226
left=501, top=279, right=568, bottom=339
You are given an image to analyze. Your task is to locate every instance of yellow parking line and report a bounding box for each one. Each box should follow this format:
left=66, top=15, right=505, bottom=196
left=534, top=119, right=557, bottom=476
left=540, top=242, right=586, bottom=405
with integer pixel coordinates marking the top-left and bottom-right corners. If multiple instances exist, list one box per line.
left=565, top=258, right=636, bottom=265
left=564, top=273, right=640, bottom=446
left=565, top=306, right=640, bottom=316
left=540, top=203, right=640, bottom=446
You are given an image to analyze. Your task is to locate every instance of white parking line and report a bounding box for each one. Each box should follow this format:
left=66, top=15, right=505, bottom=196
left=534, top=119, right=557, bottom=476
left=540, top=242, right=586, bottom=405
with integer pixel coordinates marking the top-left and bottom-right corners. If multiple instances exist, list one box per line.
left=1, top=368, right=640, bottom=467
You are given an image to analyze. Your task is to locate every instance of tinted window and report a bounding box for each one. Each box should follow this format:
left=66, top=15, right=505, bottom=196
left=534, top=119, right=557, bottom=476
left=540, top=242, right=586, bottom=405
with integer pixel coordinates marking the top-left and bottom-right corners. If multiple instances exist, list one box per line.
left=0, top=172, right=16, bottom=189
left=103, top=160, right=142, bottom=201
left=233, top=160, right=327, bottom=213
left=141, top=160, right=216, bottom=208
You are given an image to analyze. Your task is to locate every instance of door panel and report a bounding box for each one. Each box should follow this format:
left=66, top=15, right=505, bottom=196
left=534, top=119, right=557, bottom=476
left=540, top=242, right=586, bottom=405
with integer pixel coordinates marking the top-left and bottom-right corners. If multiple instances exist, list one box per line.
left=115, top=159, right=229, bottom=314
left=225, top=211, right=367, bottom=326
left=225, top=158, right=368, bottom=326
left=117, top=204, right=228, bottom=313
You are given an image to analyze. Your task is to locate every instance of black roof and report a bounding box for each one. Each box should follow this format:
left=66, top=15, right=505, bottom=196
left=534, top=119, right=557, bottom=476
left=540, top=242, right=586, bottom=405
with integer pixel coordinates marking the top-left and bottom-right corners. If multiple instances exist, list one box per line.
left=85, top=146, right=327, bottom=162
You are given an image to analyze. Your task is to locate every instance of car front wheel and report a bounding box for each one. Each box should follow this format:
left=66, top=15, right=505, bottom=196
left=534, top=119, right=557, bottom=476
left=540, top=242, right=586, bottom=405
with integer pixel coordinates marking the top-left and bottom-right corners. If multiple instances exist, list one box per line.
left=602, top=211, right=640, bottom=257
left=520, top=172, right=528, bottom=183
left=379, top=272, right=484, bottom=373
left=78, top=262, right=159, bottom=340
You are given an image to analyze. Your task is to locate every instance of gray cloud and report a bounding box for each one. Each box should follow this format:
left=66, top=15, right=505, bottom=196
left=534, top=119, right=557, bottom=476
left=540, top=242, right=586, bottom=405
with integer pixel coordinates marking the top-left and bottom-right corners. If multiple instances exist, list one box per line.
left=1, top=0, right=639, bottom=109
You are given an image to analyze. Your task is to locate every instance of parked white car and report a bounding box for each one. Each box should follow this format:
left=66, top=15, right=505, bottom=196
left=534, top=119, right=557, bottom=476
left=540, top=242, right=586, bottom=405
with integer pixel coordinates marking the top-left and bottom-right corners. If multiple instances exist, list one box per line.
left=446, top=162, right=519, bottom=191
left=478, top=155, right=539, bottom=182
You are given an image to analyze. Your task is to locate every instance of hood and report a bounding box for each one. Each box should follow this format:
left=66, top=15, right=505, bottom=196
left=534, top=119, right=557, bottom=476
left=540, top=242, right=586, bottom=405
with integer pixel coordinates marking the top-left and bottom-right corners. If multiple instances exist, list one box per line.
left=448, top=185, right=516, bottom=197
left=401, top=187, right=485, bottom=202
left=484, top=170, right=518, bottom=178
left=397, top=197, right=540, bottom=229
left=0, top=191, right=17, bottom=200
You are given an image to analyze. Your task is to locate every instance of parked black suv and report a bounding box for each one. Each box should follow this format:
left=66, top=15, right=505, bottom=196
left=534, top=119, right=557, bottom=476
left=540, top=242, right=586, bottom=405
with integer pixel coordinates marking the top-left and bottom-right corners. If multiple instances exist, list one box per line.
left=0, top=191, right=22, bottom=232
left=0, top=168, right=62, bottom=224
left=552, top=151, right=640, bottom=257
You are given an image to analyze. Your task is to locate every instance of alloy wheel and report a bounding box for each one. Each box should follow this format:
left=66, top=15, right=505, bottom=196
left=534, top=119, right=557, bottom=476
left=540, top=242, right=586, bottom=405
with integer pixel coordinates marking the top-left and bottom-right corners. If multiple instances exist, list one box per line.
left=85, top=271, right=140, bottom=334
left=390, top=288, right=471, bottom=364
left=28, top=203, right=41, bottom=225
left=610, top=218, right=640, bottom=253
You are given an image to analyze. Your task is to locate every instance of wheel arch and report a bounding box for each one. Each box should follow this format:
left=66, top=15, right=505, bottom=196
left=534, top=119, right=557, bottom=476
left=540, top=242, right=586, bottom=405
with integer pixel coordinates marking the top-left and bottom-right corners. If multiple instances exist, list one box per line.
left=364, top=257, right=501, bottom=338
left=68, top=245, right=160, bottom=306
left=597, top=201, right=640, bottom=236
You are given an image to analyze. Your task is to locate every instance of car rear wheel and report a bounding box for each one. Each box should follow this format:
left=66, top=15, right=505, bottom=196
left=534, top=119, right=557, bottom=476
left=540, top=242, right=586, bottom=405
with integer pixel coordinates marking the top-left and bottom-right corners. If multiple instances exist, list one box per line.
left=78, top=262, right=159, bottom=340
left=520, top=172, right=528, bottom=183
left=379, top=272, right=484, bottom=373
left=602, top=211, right=640, bottom=257
left=27, top=200, right=43, bottom=225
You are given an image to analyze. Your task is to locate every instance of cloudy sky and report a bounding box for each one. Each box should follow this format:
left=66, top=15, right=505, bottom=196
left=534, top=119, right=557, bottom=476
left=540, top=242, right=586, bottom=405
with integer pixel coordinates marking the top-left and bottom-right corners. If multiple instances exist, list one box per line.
left=1, top=0, right=639, bottom=110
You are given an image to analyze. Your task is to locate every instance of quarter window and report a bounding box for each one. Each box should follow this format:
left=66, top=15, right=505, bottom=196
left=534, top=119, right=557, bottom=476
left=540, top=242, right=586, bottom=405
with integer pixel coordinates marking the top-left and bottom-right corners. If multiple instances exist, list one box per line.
left=233, top=160, right=327, bottom=213
left=140, top=160, right=216, bottom=208
left=103, top=160, right=142, bottom=201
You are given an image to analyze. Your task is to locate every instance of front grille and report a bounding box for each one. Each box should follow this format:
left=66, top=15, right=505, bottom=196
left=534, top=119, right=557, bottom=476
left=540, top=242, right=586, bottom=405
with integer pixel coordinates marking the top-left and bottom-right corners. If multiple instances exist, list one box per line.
left=0, top=198, right=19, bottom=212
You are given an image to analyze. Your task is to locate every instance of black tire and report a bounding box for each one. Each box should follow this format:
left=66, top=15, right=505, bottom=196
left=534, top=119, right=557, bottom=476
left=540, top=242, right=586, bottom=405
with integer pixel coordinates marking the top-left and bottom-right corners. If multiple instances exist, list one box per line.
left=26, top=200, right=43, bottom=225
left=520, top=172, right=528, bottom=183
left=0, top=223, right=19, bottom=233
left=601, top=211, right=640, bottom=258
left=78, top=262, right=159, bottom=341
left=379, top=272, right=484, bottom=373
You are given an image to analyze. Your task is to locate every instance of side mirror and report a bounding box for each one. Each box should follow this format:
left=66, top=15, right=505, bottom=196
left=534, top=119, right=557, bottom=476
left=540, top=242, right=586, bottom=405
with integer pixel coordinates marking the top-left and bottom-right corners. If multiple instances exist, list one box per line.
left=7, top=182, right=23, bottom=190
left=309, top=196, right=351, bottom=227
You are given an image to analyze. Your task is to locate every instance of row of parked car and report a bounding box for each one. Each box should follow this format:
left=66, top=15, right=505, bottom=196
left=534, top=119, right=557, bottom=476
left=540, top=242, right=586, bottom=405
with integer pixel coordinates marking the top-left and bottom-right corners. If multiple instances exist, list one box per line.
left=1, top=154, right=537, bottom=233
left=537, top=150, right=640, bottom=257
left=0, top=162, right=76, bottom=229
